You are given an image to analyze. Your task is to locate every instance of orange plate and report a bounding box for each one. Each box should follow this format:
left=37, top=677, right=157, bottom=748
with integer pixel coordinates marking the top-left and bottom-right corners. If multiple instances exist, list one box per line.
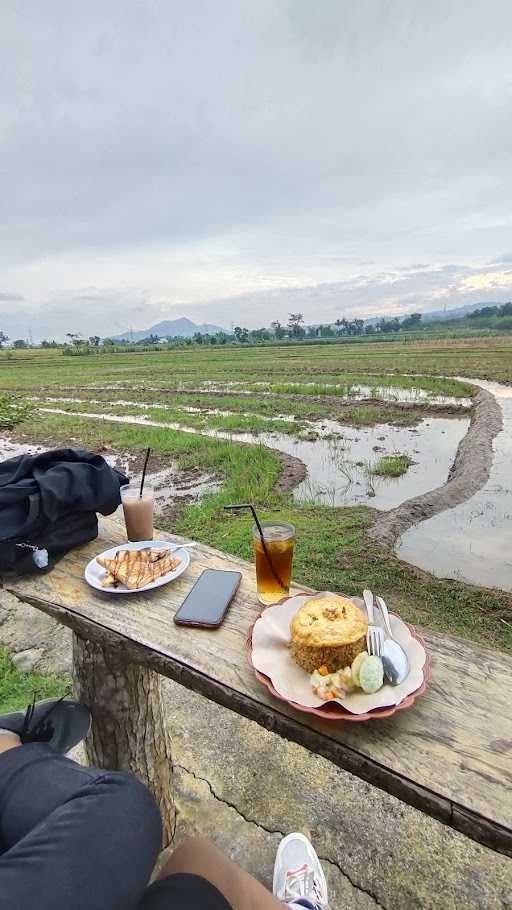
left=245, top=597, right=432, bottom=722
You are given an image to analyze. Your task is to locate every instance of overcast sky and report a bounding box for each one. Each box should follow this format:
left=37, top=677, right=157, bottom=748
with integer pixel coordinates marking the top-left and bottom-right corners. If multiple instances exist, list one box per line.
left=1, top=1, right=512, bottom=339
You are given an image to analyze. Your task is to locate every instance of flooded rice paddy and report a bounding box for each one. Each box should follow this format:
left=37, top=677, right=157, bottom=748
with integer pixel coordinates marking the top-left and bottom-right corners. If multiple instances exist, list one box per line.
left=43, top=382, right=474, bottom=409
left=266, top=418, right=469, bottom=509
left=396, top=379, right=512, bottom=592
left=36, top=405, right=469, bottom=511
left=8, top=372, right=512, bottom=592
left=191, top=380, right=473, bottom=408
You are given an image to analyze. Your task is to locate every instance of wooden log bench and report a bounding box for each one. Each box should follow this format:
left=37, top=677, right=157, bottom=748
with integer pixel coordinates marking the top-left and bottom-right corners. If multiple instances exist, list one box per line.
left=4, top=516, right=512, bottom=856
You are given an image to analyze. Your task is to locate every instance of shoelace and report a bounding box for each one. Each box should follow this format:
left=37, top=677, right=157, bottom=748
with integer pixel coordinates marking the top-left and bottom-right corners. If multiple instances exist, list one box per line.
left=19, top=693, right=68, bottom=744
left=284, top=864, right=325, bottom=907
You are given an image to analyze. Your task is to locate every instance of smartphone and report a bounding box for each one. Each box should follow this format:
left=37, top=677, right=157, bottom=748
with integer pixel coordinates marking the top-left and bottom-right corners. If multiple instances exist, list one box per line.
left=174, top=569, right=242, bottom=628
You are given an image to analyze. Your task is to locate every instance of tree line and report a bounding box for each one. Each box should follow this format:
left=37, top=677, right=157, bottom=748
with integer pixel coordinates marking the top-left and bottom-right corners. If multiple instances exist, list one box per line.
left=1, top=302, right=511, bottom=351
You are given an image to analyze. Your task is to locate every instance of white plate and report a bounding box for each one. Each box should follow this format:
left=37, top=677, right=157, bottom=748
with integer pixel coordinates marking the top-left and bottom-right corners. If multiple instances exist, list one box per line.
left=251, top=592, right=426, bottom=715
left=84, top=540, right=190, bottom=594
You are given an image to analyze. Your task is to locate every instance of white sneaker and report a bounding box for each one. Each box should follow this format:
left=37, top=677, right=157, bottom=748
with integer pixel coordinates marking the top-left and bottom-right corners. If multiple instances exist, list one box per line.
left=273, top=832, right=329, bottom=910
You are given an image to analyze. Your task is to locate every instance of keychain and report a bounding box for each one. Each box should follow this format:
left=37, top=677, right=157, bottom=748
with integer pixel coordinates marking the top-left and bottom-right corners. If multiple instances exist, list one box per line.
left=16, top=543, right=49, bottom=569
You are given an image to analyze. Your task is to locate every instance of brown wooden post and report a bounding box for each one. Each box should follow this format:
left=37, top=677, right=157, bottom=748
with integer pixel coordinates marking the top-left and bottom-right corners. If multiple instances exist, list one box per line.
left=72, top=632, right=175, bottom=846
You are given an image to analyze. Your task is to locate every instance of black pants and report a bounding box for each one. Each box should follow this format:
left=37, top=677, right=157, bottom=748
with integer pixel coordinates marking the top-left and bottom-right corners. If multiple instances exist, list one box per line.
left=0, top=743, right=231, bottom=910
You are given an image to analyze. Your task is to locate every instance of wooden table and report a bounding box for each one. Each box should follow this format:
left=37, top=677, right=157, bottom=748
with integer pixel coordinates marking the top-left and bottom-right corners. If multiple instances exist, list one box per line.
left=5, top=516, right=512, bottom=856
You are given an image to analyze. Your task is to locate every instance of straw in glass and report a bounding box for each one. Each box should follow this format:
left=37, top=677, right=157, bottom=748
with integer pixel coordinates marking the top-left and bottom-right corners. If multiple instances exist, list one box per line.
left=223, top=503, right=286, bottom=590
left=139, top=447, right=151, bottom=497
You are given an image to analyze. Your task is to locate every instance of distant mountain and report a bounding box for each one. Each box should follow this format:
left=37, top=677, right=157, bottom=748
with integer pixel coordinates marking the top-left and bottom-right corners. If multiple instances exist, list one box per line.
left=110, top=317, right=224, bottom=342
left=365, top=301, right=505, bottom=326
left=421, top=302, right=504, bottom=322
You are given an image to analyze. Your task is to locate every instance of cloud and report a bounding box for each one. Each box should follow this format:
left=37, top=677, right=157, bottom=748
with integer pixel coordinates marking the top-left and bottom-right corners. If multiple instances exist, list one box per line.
left=0, top=288, right=166, bottom=341
left=0, top=291, right=23, bottom=302
left=459, top=270, right=512, bottom=291
left=2, top=260, right=512, bottom=340
left=489, top=252, right=512, bottom=265
left=186, top=261, right=512, bottom=327
left=1, top=1, right=511, bottom=336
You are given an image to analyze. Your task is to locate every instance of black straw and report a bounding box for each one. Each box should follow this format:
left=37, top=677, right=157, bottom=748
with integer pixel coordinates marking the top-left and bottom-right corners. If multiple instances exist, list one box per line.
left=224, top=503, right=286, bottom=590
left=139, top=447, right=151, bottom=498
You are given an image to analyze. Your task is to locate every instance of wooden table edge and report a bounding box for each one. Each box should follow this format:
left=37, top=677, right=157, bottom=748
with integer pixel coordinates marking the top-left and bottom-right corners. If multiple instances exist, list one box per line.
left=7, top=584, right=512, bottom=860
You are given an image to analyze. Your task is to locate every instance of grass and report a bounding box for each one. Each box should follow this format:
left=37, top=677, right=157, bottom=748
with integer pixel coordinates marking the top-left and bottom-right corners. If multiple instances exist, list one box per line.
left=0, top=647, right=68, bottom=713
left=178, top=504, right=512, bottom=653
left=2, top=335, right=512, bottom=390
left=17, top=411, right=283, bottom=506
left=36, top=400, right=309, bottom=437
left=336, top=404, right=423, bottom=426
left=34, top=396, right=432, bottom=434
left=25, top=390, right=466, bottom=426
left=370, top=454, right=415, bottom=478
left=31, top=390, right=462, bottom=435
left=242, top=375, right=475, bottom=398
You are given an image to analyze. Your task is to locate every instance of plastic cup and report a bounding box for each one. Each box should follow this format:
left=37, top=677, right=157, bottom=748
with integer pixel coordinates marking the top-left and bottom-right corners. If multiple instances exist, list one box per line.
left=120, top=483, right=154, bottom=542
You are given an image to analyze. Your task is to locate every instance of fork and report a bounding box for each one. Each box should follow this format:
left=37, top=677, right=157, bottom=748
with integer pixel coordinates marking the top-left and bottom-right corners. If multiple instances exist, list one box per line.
left=166, top=541, right=197, bottom=553
left=363, top=589, right=385, bottom=657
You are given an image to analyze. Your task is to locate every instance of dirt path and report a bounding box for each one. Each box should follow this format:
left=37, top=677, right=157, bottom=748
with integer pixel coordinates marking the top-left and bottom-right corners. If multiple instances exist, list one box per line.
left=272, top=450, right=307, bottom=492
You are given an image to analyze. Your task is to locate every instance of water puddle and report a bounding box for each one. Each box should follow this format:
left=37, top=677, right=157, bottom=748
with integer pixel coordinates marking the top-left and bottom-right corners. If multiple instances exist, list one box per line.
left=252, top=419, right=469, bottom=509
left=143, top=466, right=219, bottom=513
left=0, top=439, right=44, bottom=460
left=37, top=407, right=468, bottom=511
left=28, top=396, right=299, bottom=424
left=51, top=382, right=473, bottom=409
left=184, top=380, right=473, bottom=408
left=396, top=378, right=512, bottom=592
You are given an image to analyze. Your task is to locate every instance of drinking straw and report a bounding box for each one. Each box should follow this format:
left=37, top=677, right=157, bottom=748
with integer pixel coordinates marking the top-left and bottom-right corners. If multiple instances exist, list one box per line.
left=139, top=447, right=151, bottom=497
left=223, top=503, right=286, bottom=589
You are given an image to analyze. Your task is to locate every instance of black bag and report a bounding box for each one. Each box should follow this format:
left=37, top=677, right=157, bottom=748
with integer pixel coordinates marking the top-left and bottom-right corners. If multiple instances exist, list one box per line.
left=0, top=448, right=129, bottom=574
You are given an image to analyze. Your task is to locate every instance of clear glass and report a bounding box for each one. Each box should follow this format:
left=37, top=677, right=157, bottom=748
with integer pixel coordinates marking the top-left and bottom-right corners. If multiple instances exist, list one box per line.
left=120, top=483, right=154, bottom=542
left=253, top=521, right=295, bottom=606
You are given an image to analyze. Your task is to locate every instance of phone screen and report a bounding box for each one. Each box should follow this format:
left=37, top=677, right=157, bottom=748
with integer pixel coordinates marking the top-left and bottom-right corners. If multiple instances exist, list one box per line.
left=174, top=569, right=242, bottom=628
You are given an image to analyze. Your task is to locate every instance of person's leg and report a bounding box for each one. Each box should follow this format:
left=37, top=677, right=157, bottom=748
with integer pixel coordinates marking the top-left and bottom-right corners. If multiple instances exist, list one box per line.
left=141, top=836, right=282, bottom=910
left=0, top=733, right=21, bottom=755
left=0, top=708, right=162, bottom=910
left=140, top=834, right=330, bottom=910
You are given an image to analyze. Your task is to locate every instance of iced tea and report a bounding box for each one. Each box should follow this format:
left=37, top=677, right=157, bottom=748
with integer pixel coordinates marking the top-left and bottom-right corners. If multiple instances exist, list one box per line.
left=253, top=522, right=295, bottom=605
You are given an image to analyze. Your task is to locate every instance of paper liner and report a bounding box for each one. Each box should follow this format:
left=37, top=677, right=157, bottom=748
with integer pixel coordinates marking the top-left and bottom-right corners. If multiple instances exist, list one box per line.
left=247, top=592, right=431, bottom=722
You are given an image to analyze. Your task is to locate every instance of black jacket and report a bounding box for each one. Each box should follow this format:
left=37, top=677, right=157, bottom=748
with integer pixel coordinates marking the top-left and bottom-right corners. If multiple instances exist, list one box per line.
left=0, top=448, right=128, bottom=573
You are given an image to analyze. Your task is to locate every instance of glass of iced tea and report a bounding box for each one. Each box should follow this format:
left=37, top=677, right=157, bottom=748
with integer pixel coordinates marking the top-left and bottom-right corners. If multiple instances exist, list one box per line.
left=253, top=521, right=295, bottom=605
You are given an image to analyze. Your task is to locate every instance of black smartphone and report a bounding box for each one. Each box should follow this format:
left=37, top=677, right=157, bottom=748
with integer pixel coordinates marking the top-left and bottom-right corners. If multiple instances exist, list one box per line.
left=174, top=569, right=242, bottom=628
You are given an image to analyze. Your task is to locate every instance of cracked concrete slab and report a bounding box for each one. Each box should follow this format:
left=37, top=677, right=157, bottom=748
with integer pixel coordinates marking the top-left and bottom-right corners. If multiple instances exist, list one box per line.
left=1, top=593, right=511, bottom=910
left=173, top=763, right=377, bottom=909
left=162, top=678, right=512, bottom=910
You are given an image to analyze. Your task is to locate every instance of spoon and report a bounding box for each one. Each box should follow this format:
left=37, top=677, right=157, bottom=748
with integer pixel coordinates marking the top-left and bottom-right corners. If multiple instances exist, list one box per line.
left=375, top=595, right=410, bottom=685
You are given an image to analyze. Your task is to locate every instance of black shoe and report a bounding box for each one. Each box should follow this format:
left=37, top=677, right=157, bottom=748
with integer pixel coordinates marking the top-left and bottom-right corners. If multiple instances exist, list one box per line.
left=0, top=696, right=91, bottom=754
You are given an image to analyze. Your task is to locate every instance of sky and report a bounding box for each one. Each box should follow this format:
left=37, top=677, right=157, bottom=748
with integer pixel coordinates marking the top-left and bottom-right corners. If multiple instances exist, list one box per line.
left=1, top=0, right=512, bottom=340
